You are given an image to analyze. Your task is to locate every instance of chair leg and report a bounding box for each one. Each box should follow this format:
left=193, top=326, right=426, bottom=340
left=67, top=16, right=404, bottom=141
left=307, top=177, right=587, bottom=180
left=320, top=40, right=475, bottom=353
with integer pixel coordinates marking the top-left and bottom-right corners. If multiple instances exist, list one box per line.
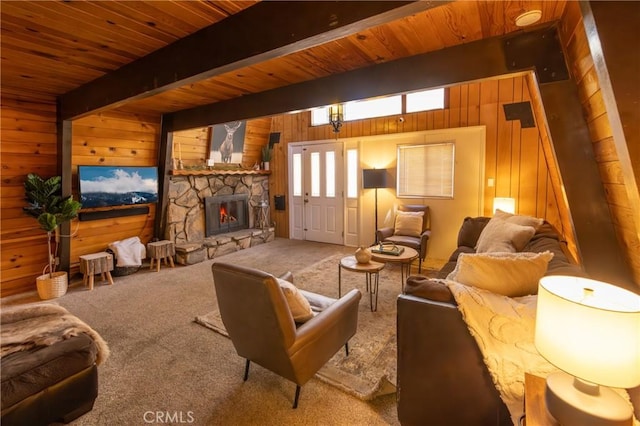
left=345, top=342, right=349, bottom=356
left=418, top=257, right=423, bottom=273
left=293, top=385, right=301, bottom=409
left=243, top=359, right=250, bottom=381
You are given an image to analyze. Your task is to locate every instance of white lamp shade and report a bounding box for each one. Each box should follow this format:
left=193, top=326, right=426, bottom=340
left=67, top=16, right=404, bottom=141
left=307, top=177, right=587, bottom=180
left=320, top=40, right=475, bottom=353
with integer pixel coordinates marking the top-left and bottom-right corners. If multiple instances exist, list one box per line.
left=535, top=276, right=640, bottom=389
left=493, top=197, right=515, bottom=214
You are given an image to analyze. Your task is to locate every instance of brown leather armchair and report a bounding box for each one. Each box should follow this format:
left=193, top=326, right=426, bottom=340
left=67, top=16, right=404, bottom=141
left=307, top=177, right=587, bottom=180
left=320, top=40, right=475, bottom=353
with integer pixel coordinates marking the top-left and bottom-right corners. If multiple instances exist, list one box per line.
left=211, top=263, right=361, bottom=408
left=376, top=204, right=431, bottom=272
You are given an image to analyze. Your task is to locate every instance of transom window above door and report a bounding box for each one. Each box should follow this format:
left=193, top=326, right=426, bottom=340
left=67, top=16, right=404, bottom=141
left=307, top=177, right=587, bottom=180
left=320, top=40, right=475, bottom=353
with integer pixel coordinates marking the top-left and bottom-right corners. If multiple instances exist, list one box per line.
left=311, top=88, right=445, bottom=126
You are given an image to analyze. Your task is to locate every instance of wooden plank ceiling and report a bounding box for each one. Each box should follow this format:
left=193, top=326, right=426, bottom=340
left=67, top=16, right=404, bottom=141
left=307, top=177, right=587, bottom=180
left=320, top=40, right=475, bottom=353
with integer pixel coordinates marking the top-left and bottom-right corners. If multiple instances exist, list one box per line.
left=1, top=0, right=567, bottom=116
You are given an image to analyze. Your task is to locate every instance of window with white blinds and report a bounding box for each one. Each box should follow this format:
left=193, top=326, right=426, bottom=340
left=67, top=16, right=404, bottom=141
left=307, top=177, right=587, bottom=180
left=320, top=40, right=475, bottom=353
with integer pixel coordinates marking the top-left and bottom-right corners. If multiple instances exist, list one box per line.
left=397, top=142, right=455, bottom=198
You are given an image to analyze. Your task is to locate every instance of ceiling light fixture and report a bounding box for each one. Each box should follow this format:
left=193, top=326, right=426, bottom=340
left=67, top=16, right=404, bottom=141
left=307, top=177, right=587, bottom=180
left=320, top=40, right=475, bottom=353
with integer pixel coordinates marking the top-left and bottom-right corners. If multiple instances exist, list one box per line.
left=515, top=10, right=542, bottom=27
left=328, top=104, right=344, bottom=134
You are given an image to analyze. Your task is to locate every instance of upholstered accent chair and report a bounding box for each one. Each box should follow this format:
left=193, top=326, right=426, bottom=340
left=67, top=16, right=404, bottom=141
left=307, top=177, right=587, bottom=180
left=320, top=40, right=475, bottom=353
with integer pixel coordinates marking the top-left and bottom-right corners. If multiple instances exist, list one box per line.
left=376, top=204, right=431, bottom=272
left=211, top=263, right=361, bottom=408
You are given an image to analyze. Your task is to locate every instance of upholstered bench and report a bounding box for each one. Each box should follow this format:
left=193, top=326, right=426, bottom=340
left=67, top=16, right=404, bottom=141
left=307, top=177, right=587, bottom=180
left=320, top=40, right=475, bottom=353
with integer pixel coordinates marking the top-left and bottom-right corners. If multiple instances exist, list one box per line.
left=1, top=304, right=109, bottom=425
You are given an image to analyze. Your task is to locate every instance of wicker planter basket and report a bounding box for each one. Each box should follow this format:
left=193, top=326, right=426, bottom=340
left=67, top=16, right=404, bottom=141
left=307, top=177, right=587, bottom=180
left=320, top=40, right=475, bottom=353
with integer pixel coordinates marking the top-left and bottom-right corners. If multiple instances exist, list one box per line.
left=36, top=271, right=68, bottom=300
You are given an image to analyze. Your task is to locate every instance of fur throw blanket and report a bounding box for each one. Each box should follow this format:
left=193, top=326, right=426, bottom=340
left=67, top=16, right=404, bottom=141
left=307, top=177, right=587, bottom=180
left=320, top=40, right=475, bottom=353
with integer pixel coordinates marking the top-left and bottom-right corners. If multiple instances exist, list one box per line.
left=1, top=303, right=110, bottom=365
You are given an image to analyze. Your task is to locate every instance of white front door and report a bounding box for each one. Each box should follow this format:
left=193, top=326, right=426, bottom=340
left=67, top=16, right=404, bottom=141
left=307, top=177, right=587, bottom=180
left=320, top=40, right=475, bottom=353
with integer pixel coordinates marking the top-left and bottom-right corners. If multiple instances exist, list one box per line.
left=289, top=142, right=344, bottom=245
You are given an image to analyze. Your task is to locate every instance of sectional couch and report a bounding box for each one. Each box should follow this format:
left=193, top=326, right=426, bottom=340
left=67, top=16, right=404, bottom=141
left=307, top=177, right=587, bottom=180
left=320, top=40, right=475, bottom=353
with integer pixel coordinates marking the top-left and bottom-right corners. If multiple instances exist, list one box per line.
left=396, top=215, right=586, bottom=425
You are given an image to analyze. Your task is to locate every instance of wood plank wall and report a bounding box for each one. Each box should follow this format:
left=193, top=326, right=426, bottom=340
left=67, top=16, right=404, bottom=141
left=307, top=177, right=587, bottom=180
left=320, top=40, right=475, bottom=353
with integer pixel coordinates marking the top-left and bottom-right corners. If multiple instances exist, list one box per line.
left=1, top=97, right=59, bottom=297
left=70, top=111, right=161, bottom=270
left=171, top=118, right=271, bottom=169
left=560, top=2, right=640, bottom=284
left=173, top=127, right=210, bottom=168
left=268, top=76, right=576, bottom=257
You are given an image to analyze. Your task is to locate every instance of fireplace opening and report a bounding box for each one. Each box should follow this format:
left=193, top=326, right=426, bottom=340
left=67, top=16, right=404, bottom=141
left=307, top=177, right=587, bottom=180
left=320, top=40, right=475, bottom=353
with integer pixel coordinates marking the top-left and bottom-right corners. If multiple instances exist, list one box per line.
left=205, top=194, right=249, bottom=236
left=220, top=205, right=237, bottom=224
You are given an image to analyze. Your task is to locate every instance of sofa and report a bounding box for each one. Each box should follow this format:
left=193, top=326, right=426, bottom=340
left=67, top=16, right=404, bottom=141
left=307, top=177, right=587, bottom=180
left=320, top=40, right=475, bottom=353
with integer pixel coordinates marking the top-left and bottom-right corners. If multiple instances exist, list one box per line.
left=396, top=215, right=587, bottom=425
left=1, top=304, right=109, bottom=425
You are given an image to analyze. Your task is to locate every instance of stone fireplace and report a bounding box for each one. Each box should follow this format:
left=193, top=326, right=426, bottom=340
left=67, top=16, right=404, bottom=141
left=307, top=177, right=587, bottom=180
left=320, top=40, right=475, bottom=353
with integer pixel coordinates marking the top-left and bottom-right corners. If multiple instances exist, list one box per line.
left=165, top=173, right=271, bottom=246
left=204, top=194, right=249, bottom=236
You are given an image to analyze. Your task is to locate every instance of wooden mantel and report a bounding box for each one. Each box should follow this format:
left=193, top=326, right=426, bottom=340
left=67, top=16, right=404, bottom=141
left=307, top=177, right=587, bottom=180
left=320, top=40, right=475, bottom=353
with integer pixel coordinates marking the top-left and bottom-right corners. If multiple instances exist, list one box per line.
left=170, top=169, right=271, bottom=176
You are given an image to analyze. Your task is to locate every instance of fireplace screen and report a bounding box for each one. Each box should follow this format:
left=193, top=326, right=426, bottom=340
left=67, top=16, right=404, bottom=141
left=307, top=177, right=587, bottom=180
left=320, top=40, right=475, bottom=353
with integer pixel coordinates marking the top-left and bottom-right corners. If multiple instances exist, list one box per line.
left=205, top=194, right=249, bottom=236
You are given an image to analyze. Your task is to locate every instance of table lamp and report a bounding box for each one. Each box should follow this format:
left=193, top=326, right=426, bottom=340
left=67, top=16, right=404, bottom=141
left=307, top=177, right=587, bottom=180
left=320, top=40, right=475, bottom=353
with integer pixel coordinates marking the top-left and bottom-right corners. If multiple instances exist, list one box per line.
left=535, top=275, right=640, bottom=426
left=493, top=197, right=515, bottom=214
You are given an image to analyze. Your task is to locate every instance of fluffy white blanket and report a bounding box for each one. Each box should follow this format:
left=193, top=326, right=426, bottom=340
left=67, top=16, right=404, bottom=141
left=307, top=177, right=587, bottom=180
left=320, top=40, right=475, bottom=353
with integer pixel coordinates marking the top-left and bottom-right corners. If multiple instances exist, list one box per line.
left=446, top=281, right=636, bottom=425
left=1, top=303, right=110, bottom=365
left=109, top=236, right=146, bottom=267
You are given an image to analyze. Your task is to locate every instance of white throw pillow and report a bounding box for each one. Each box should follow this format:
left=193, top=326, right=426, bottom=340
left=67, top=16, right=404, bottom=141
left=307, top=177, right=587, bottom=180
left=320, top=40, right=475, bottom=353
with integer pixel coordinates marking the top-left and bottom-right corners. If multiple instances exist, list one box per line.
left=394, top=211, right=424, bottom=237
left=446, top=251, right=554, bottom=297
left=476, top=218, right=535, bottom=253
left=277, top=278, right=314, bottom=322
left=494, top=209, right=544, bottom=230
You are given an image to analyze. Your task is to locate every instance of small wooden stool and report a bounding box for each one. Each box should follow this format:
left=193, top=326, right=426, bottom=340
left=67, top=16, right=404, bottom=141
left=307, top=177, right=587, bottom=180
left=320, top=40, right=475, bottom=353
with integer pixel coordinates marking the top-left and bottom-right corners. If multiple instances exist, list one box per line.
left=147, top=240, right=175, bottom=272
left=79, top=252, right=114, bottom=290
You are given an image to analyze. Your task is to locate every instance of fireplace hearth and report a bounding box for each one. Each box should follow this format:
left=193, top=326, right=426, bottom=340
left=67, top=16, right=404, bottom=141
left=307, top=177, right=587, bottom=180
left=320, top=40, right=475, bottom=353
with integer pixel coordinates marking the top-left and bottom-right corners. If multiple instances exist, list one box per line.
left=205, top=194, right=249, bottom=237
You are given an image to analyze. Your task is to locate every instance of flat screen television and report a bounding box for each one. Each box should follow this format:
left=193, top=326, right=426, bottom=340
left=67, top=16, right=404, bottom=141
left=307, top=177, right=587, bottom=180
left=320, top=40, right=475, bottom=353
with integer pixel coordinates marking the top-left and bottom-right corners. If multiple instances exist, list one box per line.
left=78, top=165, right=159, bottom=208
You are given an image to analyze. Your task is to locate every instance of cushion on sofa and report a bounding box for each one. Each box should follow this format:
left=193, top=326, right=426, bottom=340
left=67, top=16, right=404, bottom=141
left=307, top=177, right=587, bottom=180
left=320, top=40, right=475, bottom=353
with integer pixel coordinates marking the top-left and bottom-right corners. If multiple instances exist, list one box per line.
left=494, top=209, right=544, bottom=230
left=277, top=278, right=314, bottom=322
left=475, top=219, right=536, bottom=253
left=457, top=216, right=491, bottom=248
left=524, top=234, right=587, bottom=277
left=446, top=251, right=554, bottom=297
left=404, top=276, right=455, bottom=304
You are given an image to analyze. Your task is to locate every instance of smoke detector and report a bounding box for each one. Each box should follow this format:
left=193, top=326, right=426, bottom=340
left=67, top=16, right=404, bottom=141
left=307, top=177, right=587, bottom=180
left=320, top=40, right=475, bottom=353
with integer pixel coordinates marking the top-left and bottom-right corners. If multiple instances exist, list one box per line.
left=515, top=10, right=542, bottom=27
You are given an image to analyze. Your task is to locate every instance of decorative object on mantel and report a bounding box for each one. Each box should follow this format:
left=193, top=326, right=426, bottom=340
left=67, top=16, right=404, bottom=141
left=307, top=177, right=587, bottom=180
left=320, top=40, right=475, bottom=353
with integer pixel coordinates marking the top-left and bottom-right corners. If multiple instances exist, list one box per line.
left=210, top=121, right=247, bottom=164
left=261, top=145, right=272, bottom=171
left=355, top=246, right=372, bottom=264
left=23, top=173, right=82, bottom=299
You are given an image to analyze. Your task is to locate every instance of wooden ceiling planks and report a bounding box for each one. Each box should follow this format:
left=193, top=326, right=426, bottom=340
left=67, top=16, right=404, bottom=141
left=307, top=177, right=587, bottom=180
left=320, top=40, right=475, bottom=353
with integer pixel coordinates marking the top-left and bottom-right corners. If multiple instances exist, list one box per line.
left=1, top=1, right=567, bottom=112
left=113, top=1, right=567, bottom=117
left=0, top=0, right=255, bottom=103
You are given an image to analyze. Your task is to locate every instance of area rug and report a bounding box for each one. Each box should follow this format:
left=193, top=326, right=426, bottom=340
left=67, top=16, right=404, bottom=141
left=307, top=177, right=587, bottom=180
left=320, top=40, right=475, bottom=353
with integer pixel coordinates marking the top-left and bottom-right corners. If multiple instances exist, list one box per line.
left=195, top=253, right=438, bottom=401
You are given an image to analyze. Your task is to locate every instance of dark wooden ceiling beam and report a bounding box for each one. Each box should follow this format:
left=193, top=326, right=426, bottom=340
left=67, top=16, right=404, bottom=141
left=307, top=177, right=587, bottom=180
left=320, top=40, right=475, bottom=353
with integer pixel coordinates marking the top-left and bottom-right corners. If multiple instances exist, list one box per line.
left=59, top=0, right=446, bottom=120
left=167, top=32, right=513, bottom=131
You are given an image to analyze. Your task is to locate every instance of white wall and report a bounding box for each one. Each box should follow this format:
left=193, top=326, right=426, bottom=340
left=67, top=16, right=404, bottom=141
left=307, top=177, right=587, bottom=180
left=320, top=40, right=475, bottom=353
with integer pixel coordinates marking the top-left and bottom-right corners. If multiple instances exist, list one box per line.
left=357, top=126, right=486, bottom=261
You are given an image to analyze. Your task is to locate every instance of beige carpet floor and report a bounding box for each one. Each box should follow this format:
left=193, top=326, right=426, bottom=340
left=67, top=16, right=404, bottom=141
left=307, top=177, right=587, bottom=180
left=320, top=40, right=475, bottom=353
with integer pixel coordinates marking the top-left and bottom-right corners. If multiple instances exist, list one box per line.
left=2, top=239, right=441, bottom=426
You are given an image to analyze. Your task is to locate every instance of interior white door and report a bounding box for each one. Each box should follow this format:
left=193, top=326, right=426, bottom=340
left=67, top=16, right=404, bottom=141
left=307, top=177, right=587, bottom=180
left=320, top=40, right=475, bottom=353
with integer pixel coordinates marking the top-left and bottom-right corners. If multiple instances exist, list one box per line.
left=290, top=142, right=344, bottom=244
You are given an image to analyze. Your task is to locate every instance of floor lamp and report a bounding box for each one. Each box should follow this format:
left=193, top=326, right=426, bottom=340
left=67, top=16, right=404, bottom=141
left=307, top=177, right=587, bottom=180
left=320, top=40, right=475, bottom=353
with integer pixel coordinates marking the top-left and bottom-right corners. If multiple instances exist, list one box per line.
left=362, top=169, right=387, bottom=243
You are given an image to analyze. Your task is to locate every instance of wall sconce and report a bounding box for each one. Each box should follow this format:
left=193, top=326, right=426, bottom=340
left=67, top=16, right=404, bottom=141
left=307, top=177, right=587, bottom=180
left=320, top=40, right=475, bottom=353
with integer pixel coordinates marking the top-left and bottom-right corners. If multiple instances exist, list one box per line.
left=535, top=276, right=640, bottom=425
left=329, top=104, right=344, bottom=133
left=493, top=197, right=515, bottom=214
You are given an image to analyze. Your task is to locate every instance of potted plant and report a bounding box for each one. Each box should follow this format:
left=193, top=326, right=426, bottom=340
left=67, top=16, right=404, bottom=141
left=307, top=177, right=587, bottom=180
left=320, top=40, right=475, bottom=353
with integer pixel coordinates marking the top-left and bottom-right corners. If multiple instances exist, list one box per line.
left=261, top=145, right=272, bottom=171
left=23, top=173, right=82, bottom=299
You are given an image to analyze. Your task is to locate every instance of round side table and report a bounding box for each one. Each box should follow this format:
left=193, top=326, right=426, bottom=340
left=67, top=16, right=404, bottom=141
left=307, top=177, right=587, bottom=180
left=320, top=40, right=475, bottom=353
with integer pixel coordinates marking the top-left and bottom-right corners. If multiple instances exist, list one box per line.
left=338, top=255, right=385, bottom=312
left=370, top=246, right=418, bottom=293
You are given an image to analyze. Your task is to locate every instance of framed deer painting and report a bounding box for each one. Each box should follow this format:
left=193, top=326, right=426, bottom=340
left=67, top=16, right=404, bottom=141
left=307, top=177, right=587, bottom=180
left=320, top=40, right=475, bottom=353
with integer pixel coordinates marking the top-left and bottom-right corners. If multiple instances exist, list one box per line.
left=209, top=121, right=247, bottom=165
